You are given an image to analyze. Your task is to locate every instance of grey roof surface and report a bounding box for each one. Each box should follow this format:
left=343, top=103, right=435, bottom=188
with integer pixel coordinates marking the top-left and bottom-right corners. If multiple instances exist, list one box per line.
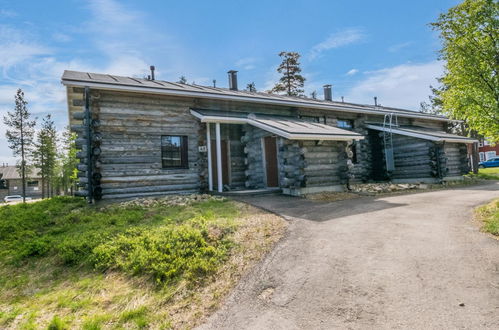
left=191, top=109, right=362, bottom=140
left=250, top=114, right=360, bottom=137
left=62, top=70, right=451, bottom=122
left=366, top=124, right=477, bottom=143
left=0, top=166, right=41, bottom=180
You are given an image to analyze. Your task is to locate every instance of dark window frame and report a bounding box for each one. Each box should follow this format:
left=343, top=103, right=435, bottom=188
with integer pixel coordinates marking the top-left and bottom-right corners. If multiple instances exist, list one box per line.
left=161, top=135, right=189, bottom=169
left=27, top=181, right=39, bottom=187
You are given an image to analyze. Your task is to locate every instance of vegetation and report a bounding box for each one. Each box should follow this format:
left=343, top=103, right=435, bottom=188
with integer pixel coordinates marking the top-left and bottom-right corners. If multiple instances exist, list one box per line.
left=33, top=115, right=58, bottom=198
left=271, top=51, right=306, bottom=96
left=245, top=82, right=257, bottom=92
left=3, top=88, right=37, bottom=203
left=430, top=0, right=499, bottom=143
left=0, top=195, right=286, bottom=328
left=475, top=198, right=499, bottom=236
left=466, top=167, right=499, bottom=180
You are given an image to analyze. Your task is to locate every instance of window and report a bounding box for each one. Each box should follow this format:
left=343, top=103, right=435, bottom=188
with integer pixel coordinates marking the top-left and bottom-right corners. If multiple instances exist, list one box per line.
left=27, top=181, right=39, bottom=187
left=337, top=119, right=354, bottom=129
left=485, top=151, right=496, bottom=161
left=161, top=135, right=188, bottom=168
left=479, top=152, right=485, bottom=162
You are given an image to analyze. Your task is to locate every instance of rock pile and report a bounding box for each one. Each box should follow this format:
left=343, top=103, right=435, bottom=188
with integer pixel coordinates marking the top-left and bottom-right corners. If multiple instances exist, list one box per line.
left=116, top=194, right=226, bottom=208
left=350, top=183, right=424, bottom=194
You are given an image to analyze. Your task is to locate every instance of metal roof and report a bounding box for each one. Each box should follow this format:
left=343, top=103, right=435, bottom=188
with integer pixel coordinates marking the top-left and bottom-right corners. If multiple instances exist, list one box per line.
left=365, top=124, right=478, bottom=144
left=0, top=166, right=41, bottom=180
left=61, top=70, right=453, bottom=122
left=190, top=109, right=363, bottom=141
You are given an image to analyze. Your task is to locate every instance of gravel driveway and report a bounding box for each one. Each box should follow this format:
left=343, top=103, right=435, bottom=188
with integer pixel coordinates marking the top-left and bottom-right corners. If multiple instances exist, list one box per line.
left=200, top=182, right=499, bottom=330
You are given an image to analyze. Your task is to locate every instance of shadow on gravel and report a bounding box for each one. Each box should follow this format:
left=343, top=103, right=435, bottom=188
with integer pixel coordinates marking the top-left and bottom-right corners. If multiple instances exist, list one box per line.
left=233, top=194, right=406, bottom=222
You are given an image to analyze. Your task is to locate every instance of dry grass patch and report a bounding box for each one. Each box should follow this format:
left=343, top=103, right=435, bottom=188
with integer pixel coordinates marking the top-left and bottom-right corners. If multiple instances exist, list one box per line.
left=474, top=198, right=499, bottom=238
left=306, top=192, right=360, bottom=202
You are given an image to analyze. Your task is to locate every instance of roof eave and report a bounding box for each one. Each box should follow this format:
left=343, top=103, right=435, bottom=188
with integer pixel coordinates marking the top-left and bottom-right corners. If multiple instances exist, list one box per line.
left=62, top=78, right=455, bottom=123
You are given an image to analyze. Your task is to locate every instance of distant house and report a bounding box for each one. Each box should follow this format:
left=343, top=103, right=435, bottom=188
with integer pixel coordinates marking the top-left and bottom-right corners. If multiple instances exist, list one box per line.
left=61, top=69, right=477, bottom=201
left=0, top=165, right=42, bottom=198
left=478, top=138, right=498, bottom=162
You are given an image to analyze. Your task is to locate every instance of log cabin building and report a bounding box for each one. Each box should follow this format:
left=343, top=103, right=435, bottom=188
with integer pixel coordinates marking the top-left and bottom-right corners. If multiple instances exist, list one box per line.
left=61, top=69, right=477, bottom=201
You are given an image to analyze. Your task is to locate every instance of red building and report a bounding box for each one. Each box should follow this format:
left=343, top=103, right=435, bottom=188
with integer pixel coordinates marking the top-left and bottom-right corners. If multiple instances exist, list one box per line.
left=478, top=138, right=498, bottom=162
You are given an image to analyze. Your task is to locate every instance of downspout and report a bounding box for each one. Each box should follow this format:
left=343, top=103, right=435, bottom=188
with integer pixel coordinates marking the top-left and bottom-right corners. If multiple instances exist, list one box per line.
left=84, top=87, right=93, bottom=203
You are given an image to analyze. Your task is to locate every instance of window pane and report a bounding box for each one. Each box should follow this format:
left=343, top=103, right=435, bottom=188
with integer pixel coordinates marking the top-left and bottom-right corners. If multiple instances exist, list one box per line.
left=161, top=135, right=188, bottom=168
left=337, top=119, right=353, bottom=129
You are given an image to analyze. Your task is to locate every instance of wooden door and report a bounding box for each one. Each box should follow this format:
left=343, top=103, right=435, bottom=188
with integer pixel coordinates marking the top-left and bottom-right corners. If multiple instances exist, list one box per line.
left=264, top=136, right=279, bottom=187
left=211, top=140, right=230, bottom=187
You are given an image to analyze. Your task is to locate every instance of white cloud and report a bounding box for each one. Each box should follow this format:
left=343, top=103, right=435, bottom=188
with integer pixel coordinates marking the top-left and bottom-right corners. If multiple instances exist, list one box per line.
left=52, top=32, right=72, bottom=43
left=309, top=28, right=364, bottom=60
left=345, top=61, right=443, bottom=110
left=346, top=69, right=359, bottom=76
left=0, top=25, right=51, bottom=73
left=235, top=57, right=258, bottom=70
left=388, top=41, right=413, bottom=53
left=0, top=9, right=17, bottom=18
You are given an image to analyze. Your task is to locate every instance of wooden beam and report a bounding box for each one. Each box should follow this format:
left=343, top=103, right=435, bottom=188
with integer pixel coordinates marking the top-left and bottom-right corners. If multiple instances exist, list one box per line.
left=206, top=123, right=213, bottom=191
left=216, top=123, right=223, bottom=193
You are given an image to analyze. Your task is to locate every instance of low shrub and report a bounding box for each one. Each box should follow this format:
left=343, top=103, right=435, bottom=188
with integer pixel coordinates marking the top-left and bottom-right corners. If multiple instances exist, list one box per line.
left=92, top=217, right=233, bottom=285
left=0, top=196, right=238, bottom=287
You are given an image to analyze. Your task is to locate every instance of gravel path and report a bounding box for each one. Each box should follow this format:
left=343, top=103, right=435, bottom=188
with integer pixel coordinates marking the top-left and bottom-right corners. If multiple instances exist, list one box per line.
left=199, top=182, right=499, bottom=330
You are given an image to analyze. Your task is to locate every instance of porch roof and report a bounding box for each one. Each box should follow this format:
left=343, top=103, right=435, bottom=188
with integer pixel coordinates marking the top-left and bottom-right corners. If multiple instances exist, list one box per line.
left=365, top=124, right=478, bottom=144
left=190, top=109, right=364, bottom=141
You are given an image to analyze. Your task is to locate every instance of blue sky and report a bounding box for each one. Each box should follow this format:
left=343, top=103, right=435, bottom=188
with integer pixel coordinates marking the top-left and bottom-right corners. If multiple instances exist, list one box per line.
left=0, top=0, right=460, bottom=164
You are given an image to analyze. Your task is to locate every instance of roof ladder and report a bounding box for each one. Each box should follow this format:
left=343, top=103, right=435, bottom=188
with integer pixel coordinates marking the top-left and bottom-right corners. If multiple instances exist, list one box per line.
left=383, top=113, right=397, bottom=173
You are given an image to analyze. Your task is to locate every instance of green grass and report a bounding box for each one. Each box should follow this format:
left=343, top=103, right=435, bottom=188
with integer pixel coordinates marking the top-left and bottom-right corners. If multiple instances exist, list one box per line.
left=475, top=198, right=499, bottom=236
left=0, top=195, right=245, bottom=328
left=467, top=167, right=499, bottom=180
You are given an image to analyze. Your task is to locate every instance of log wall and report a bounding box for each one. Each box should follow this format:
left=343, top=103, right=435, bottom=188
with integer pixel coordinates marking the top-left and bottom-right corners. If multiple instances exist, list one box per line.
left=65, top=86, right=467, bottom=199
left=442, top=142, right=470, bottom=177
left=242, top=125, right=267, bottom=189
left=87, top=90, right=201, bottom=199
left=391, top=134, right=435, bottom=180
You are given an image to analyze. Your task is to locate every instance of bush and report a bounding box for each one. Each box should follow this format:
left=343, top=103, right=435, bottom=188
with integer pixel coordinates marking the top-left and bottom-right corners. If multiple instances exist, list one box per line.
left=0, top=196, right=238, bottom=286
left=92, top=216, right=233, bottom=284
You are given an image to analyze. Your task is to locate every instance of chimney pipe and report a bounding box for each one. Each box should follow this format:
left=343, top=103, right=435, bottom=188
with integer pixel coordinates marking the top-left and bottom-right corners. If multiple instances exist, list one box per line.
left=228, top=70, right=238, bottom=91
left=323, top=84, right=332, bottom=101
left=374, top=96, right=378, bottom=107
left=150, top=65, right=155, bottom=80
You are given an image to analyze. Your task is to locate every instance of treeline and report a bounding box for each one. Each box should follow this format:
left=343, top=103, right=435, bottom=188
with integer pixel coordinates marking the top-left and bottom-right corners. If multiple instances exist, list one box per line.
left=3, top=89, right=78, bottom=201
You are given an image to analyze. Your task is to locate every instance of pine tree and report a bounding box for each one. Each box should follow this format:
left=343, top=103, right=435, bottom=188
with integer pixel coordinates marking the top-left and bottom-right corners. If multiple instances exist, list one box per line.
left=177, top=76, right=187, bottom=84
left=33, top=115, right=57, bottom=198
left=271, top=52, right=306, bottom=96
left=3, top=89, right=36, bottom=203
left=245, top=82, right=257, bottom=92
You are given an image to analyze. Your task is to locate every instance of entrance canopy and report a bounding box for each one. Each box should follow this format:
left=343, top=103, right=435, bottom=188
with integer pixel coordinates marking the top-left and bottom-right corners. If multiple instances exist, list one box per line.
left=365, top=124, right=477, bottom=144
left=190, top=109, right=364, bottom=141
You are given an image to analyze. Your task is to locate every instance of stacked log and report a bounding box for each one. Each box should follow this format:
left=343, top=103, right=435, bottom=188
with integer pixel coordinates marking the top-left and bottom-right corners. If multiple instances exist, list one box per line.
left=279, top=140, right=305, bottom=189
left=391, top=134, right=434, bottom=179
left=242, top=126, right=266, bottom=189
left=300, top=140, right=348, bottom=187
left=81, top=91, right=200, bottom=199
left=443, top=143, right=470, bottom=176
